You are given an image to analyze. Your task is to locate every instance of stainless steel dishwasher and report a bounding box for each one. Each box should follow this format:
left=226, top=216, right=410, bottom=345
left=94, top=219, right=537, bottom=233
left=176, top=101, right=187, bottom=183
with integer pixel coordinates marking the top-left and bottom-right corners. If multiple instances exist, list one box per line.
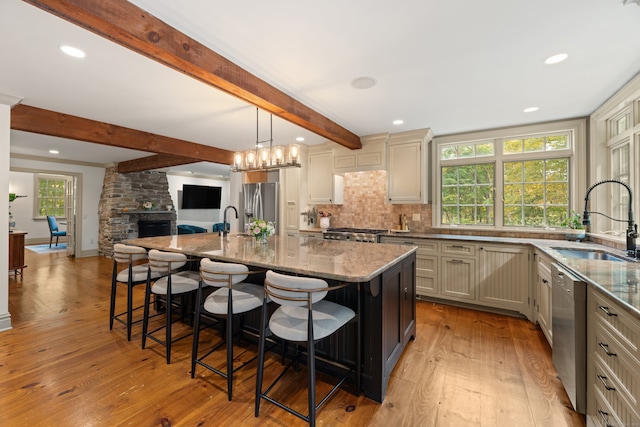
left=551, top=262, right=587, bottom=414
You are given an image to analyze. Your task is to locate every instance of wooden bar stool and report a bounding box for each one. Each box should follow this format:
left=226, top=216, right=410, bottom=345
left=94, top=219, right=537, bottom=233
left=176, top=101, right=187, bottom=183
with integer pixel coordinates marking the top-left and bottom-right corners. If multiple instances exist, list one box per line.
left=141, top=249, right=199, bottom=364
left=191, top=259, right=265, bottom=400
left=255, top=270, right=360, bottom=427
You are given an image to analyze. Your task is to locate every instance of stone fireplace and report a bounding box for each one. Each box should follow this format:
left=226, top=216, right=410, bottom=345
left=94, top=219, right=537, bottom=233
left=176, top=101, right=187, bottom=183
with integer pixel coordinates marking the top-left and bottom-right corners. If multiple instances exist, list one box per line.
left=98, top=167, right=176, bottom=257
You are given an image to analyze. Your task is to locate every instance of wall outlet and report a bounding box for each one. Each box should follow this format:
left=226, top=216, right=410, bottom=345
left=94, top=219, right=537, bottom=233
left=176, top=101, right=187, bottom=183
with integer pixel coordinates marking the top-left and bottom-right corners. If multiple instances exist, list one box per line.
left=412, top=213, right=420, bottom=221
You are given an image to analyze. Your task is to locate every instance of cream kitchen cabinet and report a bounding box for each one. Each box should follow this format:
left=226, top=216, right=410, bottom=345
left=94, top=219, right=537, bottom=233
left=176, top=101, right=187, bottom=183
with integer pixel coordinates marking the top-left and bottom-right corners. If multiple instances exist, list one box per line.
left=534, top=250, right=553, bottom=345
left=380, top=236, right=438, bottom=296
left=386, top=128, right=433, bottom=204
left=308, top=150, right=344, bottom=204
left=333, top=134, right=386, bottom=173
left=477, top=244, right=531, bottom=317
left=282, top=166, right=300, bottom=235
left=587, top=288, right=640, bottom=427
left=440, top=242, right=477, bottom=301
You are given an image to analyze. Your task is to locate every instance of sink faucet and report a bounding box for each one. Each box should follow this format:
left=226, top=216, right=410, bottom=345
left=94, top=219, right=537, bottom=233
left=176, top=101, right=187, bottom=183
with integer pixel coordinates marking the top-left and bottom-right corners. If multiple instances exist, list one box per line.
left=223, top=205, right=238, bottom=237
left=583, top=179, right=638, bottom=257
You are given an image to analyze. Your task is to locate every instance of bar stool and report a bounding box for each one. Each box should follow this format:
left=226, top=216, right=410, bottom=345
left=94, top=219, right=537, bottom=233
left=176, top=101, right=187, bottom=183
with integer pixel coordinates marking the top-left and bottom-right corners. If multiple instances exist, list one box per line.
left=110, top=244, right=162, bottom=341
left=141, top=249, right=199, bottom=364
left=255, top=270, right=360, bottom=427
left=191, top=259, right=265, bottom=400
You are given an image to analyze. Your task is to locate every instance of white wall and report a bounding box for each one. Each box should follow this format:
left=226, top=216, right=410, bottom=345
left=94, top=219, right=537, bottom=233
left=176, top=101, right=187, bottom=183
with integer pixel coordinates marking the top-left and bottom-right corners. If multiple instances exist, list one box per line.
left=166, top=173, right=235, bottom=231
left=10, top=158, right=106, bottom=255
left=1, top=103, right=11, bottom=331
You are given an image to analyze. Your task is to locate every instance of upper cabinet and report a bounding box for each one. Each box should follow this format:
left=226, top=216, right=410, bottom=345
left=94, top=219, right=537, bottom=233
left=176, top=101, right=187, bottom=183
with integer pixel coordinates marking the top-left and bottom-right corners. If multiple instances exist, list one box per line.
left=387, top=129, right=433, bottom=204
left=332, top=134, right=387, bottom=173
left=308, top=149, right=344, bottom=204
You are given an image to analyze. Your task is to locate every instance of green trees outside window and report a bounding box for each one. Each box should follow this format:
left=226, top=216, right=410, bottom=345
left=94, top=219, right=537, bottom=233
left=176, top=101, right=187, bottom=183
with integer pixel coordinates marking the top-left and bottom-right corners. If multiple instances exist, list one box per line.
left=38, top=177, right=66, bottom=217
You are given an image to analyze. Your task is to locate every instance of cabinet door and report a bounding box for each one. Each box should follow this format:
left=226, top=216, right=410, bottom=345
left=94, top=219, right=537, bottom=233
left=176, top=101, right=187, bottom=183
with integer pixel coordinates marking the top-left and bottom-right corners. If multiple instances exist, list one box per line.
left=441, top=256, right=476, bottom=300
left=401, top=256, right=416, bottom=344
left=283, top=167, right=300, bottom=233
left=536, top=252, right=553, bottom=345
left=308, top=151, right=334, bottom=203
left=477, top=244, right=530, bottom=315
left=387, top=141, right=423, bottom=203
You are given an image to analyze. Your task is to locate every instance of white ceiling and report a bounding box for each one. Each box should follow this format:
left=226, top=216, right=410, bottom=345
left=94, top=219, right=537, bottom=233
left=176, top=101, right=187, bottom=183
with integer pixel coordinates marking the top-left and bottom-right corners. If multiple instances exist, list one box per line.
left=3, top=0, right=640, bottom=177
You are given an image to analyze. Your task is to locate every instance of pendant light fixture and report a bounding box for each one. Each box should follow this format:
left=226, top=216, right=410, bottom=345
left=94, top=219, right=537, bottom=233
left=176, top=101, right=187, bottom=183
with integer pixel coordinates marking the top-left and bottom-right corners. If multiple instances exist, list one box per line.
left=231, top=108, right=301, bottom=172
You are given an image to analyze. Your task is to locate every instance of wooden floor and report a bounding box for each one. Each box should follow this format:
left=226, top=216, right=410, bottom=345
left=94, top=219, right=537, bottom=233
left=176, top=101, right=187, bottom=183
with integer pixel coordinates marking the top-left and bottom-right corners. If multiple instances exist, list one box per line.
left=2, top=250, right=586, bottom=426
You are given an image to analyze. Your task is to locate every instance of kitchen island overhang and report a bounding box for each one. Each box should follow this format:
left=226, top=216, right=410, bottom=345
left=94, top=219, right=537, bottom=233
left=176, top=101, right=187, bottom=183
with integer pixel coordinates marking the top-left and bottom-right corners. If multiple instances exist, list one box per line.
left=124, top=233, right=418, bottom=402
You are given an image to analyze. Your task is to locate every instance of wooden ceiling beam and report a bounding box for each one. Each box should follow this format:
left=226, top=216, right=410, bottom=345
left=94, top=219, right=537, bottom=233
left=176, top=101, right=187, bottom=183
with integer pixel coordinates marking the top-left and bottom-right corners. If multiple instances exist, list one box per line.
left=11, top=104, right=234, bottom=165
left=116, top=154, right=200, bottom=174
left=23, top=0, right=362, bottom=150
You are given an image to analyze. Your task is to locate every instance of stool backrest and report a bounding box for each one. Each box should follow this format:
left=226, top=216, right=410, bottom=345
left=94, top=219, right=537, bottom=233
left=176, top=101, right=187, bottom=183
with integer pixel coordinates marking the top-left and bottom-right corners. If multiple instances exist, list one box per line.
left=113, top=243, right=147, bottom=264
left=148, top=249, right=187, bottom=273
left=265, top=270, right=328, bottom=307
left=200, top=258, right=249, bottom=287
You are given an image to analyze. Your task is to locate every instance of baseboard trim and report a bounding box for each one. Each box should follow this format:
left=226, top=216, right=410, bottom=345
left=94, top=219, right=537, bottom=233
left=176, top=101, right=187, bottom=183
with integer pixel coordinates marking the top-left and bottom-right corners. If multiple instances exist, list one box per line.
left=0, top=311, right=13, bottom=332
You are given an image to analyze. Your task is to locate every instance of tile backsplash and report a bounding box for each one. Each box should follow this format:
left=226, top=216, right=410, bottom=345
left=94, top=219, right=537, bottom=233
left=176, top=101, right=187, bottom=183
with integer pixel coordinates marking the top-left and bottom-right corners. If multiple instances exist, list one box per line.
left=315, top=170, right=433, bottom=232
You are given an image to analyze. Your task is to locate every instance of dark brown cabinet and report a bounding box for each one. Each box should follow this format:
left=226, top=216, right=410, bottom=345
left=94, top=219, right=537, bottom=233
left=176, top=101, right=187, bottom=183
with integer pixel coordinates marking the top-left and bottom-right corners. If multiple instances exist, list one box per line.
left=9, top=231, right=27, bottom=276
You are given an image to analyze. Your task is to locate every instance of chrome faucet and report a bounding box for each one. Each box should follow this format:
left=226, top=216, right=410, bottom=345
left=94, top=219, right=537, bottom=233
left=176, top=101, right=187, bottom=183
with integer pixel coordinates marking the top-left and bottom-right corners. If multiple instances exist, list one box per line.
left=222, top=205, right=238, bottom=237
left=583, top=179, right=638, bottom=257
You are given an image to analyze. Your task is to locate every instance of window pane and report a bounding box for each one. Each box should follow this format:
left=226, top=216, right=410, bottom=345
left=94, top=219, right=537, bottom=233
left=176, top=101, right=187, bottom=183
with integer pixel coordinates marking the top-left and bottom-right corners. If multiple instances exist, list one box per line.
left=440, top=163, right=495, bottom=226
left=475, top=143, right=494, bottom=156
left=546, top=135, right=568, bottom=150
left=524, top=206, right=544, bottom=226
left=504, top=206, right=523, bottom=226
left=503, top=184, right=522, bottom=204
left=503, top=159, right=569, bottom=227
left=523, top=160, right=544, bottom=182
left=441, top=206, right=458, bottom=225
left=503, top=162, right=522, bottom=183
left=503, top=139, right=522, bottom=154
left=37, top=177, right=67, bottom=218
left=524, top=137, right=544, bottom=152
left=441, top=146, right=457, bottom=160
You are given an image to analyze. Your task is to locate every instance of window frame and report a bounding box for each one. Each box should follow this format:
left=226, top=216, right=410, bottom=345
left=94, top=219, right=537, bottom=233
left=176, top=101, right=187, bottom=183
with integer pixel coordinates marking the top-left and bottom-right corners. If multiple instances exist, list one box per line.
left=433, top=119, right=587, bottom=232
left=33, top=173, right=70, bottom=220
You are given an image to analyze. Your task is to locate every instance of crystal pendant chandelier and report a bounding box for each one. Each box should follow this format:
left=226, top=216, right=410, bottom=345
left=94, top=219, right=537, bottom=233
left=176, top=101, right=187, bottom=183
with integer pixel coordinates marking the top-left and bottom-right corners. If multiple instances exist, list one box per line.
left=231, top=108, right=301, bottom=172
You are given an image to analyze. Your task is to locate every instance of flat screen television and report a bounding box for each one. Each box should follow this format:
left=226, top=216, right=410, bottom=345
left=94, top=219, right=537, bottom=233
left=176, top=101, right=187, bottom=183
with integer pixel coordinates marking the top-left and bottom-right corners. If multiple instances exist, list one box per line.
left=181, top=184, right=222, bottom=209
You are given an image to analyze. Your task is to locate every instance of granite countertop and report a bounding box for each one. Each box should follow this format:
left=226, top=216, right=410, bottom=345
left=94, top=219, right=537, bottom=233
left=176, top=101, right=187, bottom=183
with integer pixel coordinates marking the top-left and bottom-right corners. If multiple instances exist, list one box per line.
left=382, top=231, right=640, bottom=319
left=123, top=233, right=417, bottom=283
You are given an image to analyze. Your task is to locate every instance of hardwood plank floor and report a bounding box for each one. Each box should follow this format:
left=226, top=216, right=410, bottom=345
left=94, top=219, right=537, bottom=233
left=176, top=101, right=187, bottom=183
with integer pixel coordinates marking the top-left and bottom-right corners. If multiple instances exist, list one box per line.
left=2, top=250, right=586, bottom=426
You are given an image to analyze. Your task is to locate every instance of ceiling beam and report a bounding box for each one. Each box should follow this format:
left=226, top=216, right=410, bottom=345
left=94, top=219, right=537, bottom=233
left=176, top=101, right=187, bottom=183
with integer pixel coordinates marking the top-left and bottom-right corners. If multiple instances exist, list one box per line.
left=11, top=104, right=234, bottom=165
left=116, top=154, right=200, bottom=174
left=23, top=0, right=362, bottom=150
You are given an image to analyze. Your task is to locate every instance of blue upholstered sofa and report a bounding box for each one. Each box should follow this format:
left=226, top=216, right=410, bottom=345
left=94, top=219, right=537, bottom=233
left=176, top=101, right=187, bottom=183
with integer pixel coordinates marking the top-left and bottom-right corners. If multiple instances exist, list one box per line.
left=177, top=224, right=208, bottom=235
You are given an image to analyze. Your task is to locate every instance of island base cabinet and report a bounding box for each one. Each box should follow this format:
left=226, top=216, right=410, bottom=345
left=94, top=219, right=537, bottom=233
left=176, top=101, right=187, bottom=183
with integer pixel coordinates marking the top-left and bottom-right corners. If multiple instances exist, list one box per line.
left=361, top=252, right=417, bottom=402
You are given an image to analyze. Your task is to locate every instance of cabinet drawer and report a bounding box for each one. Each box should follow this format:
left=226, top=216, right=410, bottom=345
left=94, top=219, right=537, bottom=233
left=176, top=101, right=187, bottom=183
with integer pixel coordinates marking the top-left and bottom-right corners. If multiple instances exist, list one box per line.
left=380, top=237, right=438, bottom=256
left=591, top=388, right=636, bottom=427
left=440, top=242, right=476, bottom=257
left=591, top=290, right=640, bottom=362
left=592, top=322, right=640, bottom=410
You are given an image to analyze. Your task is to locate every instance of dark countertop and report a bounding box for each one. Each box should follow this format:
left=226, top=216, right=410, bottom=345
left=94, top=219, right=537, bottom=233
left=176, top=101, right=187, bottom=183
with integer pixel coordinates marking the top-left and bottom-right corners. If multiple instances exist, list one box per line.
left=123, top=233, right=417, bottom=283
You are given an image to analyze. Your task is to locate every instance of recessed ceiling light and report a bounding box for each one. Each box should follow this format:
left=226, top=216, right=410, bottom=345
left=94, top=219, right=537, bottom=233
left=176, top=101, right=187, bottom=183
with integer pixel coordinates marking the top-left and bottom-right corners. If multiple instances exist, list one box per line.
left=393, top=119, right=404, bottom=125
left=49, top=149, right=59, bottom=154
left=296, top=137, right=305, bottom=142
left=351, top=76, right=377, bottom=90
left=544, top=53, right=568, bottom=65
left=524, top=107, right=539, bottom=113
left=59, top=45, right=86, bottom=58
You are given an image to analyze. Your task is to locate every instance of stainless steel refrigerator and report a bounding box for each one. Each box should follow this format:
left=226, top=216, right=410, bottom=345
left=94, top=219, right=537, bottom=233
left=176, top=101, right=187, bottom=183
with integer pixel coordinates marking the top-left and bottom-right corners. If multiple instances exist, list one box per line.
left=241, top=182, right=279, bottom=234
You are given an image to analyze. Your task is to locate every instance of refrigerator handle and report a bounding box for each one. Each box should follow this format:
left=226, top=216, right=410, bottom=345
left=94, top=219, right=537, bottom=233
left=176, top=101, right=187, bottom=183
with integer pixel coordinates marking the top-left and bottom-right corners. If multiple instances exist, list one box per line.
left=256, top=183, right=263, bottom=220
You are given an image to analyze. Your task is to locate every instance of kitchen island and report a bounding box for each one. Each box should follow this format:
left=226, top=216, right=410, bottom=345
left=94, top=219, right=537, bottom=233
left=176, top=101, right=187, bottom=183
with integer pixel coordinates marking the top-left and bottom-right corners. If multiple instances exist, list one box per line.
left=124, top=232, right=418, bottom=402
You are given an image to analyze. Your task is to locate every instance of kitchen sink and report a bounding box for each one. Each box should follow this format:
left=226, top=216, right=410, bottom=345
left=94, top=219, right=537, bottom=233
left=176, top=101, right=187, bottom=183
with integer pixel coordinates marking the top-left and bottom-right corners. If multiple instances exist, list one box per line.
left=552, top=248, right=631, bottom=262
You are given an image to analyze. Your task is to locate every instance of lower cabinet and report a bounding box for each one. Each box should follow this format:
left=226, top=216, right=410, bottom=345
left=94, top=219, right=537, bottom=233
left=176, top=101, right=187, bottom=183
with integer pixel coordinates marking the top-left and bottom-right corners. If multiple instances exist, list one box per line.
left=535, top=250, right=553, bottom=345
left=441, top=255, right=476, bottom=301
left=587, top=288, right=640, bottom=426
left=380, top=236, right=532, bottom=319
left=477, top=244, right=530, bottom=313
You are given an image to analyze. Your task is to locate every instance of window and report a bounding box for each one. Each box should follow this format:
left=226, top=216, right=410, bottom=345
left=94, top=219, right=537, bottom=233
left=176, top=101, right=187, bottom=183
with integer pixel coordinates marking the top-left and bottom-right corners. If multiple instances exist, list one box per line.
left=35, top=174, right=69, bottom=218
left=436, top=126, right=578, bottom=230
